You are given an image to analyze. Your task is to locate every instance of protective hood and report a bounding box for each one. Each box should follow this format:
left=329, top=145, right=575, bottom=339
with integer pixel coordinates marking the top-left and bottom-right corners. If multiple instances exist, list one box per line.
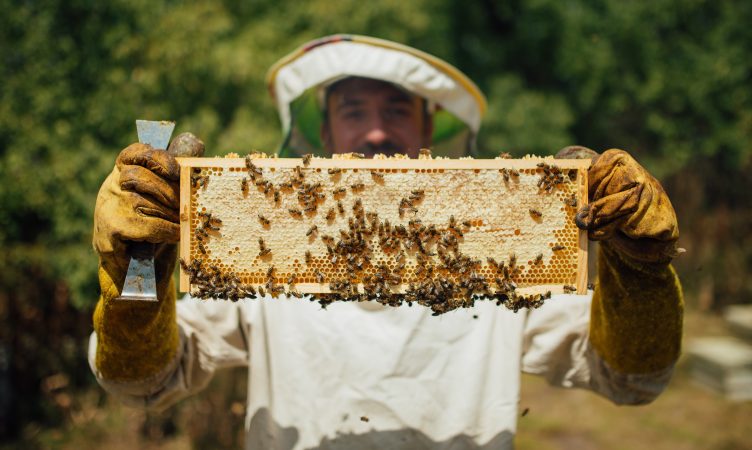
left=266, top=34, right=487, bottom=157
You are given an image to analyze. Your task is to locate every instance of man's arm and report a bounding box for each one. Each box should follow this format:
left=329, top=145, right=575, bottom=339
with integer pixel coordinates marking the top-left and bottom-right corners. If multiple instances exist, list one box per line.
left=89, top=144, right=249, bottom=409
left=91, top=145, right=182, bottom=387
left=522, top=148, right=683, bottom=405
left=582, top=149, right=683, bottom=402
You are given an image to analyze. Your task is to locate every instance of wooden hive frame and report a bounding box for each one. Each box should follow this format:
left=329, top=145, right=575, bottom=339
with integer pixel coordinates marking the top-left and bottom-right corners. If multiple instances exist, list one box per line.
left=178, top=155, right=590, bottom=311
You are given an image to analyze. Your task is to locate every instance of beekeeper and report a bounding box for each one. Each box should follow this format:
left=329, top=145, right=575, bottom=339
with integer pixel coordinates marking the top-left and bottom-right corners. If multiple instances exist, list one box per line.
left=90, top=35, right=683, bottom=449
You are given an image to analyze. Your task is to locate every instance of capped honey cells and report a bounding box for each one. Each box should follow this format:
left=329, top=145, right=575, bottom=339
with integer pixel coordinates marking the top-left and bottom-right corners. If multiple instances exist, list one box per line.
left=179, top=154, right=590, bottom=314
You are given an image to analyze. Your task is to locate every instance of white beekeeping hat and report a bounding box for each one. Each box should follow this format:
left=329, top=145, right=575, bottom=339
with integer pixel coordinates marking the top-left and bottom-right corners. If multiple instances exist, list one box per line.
left=266, top=34, right=487, bottom=157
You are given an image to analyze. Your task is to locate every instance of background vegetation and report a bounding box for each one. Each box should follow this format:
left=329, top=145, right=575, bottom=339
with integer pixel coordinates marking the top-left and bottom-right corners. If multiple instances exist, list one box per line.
left=1, top=0, right=750, bottom=447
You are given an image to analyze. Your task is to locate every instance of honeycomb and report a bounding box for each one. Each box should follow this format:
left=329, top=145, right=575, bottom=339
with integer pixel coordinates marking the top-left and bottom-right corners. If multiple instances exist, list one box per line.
left=178, top=155, right=590, bottom=311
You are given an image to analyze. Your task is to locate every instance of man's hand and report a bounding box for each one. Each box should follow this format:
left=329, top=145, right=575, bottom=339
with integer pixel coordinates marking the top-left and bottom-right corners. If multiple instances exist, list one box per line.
left=93, top=143, right=181, bottom=278
left=573, top=149, right=679, bottom=264
left=92, top=143, right=184, bottom=382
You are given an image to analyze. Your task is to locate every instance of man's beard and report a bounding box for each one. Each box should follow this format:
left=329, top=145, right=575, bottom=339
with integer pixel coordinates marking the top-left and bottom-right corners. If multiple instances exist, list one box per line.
left=353, top=141, right=404, bottom=157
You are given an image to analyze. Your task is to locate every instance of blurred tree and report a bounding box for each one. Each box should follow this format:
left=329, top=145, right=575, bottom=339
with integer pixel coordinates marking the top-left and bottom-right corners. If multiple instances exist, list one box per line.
left=1, top=0, right=750, bottom=443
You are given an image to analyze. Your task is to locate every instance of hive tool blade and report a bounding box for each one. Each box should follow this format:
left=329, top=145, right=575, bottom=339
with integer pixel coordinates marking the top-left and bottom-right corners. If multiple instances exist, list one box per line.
left=115, top=120, right=175, bottom=302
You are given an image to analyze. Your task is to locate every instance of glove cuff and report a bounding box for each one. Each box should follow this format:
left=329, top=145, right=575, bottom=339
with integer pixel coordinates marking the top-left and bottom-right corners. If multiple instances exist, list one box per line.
left=589, top=243, right=683, bottom=374
left=608, top=233, right=680, bottom=265
left=93, top=245, right=180, bottom=382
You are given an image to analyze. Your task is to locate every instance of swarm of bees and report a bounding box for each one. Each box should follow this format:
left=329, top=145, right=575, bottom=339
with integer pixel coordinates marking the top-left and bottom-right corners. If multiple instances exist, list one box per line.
left=305, top=208, right=551, bottom=315
left=181, top=257, right=256, bottom=301
left=185, top=156, right=582, bottom=313
left=536, top=162, right=570, bottom=193
left=195, top=211, right=222, bottom=244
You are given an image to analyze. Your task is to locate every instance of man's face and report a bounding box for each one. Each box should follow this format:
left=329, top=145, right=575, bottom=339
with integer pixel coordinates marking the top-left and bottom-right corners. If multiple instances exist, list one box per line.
left=321, top=78, right=432, bottom=158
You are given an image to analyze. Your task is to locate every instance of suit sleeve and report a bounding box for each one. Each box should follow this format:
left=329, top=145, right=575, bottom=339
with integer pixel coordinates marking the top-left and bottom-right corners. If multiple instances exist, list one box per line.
left=89, top=296, right=250, bottom=410
left=521, top=242, right=683, bottom=405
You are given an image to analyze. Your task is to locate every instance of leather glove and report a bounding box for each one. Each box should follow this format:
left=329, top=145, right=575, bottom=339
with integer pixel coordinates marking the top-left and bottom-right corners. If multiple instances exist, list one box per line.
left=92, top=143, right=182, bottom=383
left=574, top=148, right=679, bottom=264
left=94, top=142, right=181, bottom=277
left=557, top=147, right=683, bottom=378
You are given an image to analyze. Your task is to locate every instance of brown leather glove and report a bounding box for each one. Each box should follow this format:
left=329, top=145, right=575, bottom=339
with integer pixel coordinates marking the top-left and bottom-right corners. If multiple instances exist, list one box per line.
left=557, top=146, right=683, bottom=377
left=575, top=149, right=679, bottom=264
left=94, top=143, right=181, bottom=277
left=92, top=143, right=182, bottom=382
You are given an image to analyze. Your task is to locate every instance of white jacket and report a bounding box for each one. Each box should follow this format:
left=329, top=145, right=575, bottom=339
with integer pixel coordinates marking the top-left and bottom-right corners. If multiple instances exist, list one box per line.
left=89, top=292, right=673, bottom=449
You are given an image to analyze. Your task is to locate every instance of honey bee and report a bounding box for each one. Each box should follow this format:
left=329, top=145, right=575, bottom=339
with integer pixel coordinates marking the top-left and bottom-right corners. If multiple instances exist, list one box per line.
left=563, top=284, right=577, bottom=293
left=273, top=190, right=281, bottom=205
left=315, top=271, right=325, bottom=283
left=241, top=177, right=248, bottom=193
left=195, top=225, right=208, bottom=240
left=371, top=171, right=384, bottom=181
left=303, top=204, right=317, bottom=214
left=534, top=253, right=543, bottom=265
left=258, top=214, right=270, bottom=227
left=258, top=286, right=266, bottom=297
left=293, top=165, right=304, bottom=180
left=351, top=183, right=365, bottom=192
left=552, top=244, right=565, bottom=251
left=305, top=251, right=312, bottom=265
left=251, top=165, right=263, bottom=178
left=499, top=152, right=512, bottom=159
left=197, top=241, right=206, bottom=254
left=258, top=238, right=271, bottom=257
left=307, top=225, right=318, bottom=236
left=266, top=265, right=275, bottom=278
left=244, top=156, right=262, bottom=176
left=419, top=148, right=432, bottom=157
left=333, top=187, right=347, bottom=197
left=565, top=194, right=577, bottom=207
left=302, top=153, right=313, bottom=166
left=328, top=167, right=342, bottom=175
left=463, top=220, right=472, bottom=228
left=509, top=253, right=517, bottom=268
left=288, top=208, right=303, bottom=218
left=529, top=208, right=543, bottom=218
left=190, top=173, right=208, bottom=188
left=326, top=208, right=336, bottom=221
left=337, top=201, right=345, bottom=214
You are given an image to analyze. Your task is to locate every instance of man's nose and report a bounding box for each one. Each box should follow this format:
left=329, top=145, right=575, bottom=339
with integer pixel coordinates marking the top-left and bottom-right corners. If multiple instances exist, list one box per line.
left=364, top=118, right=389, bottom=146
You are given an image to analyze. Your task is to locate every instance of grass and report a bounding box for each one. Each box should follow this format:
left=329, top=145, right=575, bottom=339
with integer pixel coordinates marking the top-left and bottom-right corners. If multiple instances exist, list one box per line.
left=517, top=310, right=752, bottom=450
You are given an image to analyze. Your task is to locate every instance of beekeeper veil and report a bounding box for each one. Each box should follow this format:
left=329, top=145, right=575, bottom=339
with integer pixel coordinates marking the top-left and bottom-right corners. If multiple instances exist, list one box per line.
left=266, top=34, right=487, bottom=157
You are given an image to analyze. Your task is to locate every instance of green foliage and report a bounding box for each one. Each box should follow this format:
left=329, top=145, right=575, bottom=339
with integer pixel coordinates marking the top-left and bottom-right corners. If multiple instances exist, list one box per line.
left=1, top=0, right=751, bottom=439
